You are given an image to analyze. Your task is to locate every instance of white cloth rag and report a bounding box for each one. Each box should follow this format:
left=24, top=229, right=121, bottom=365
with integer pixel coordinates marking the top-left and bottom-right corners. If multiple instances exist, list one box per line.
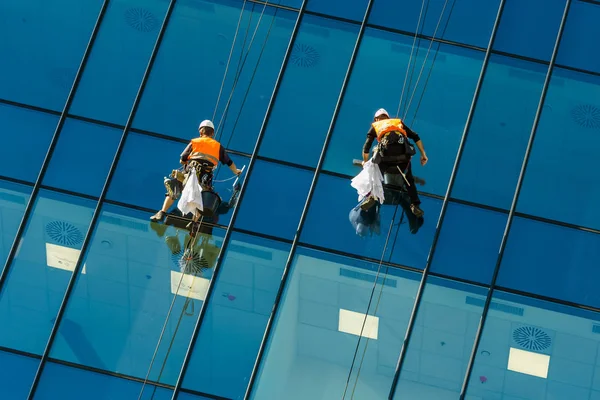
left=177, top=168, right=204, bottom=215
left=350, top=160, right=384, bottom=204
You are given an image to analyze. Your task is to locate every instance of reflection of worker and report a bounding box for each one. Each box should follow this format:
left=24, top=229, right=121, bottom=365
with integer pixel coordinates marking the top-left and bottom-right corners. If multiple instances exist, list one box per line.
left=150, top=120, right=241, bottom=223
left=361, top=108, right=428, bottom=217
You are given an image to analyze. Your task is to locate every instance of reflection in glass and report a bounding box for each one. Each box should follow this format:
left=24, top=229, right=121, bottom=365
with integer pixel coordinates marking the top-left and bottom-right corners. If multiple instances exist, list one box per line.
left=258, top=15, right=360, bottom=168
left=393, top=276, right=487, bottom=399
left=431, top=202, right=506, bottom=285
left=517, top=68, right=600, bottom=229
left=49, top=204, right=225, bottom=385
left=181, top=232, right=290, bottom=399
left=0, top=104, right=58, bottom=183
left=452, top=55, right=547, bottom=209
left=498, top=216, right=600, bottom=309
left=0, top=350, right=38, bottom=400
left=493, top=0, right=565, bottom=61
left=465, top=291, right=600, bottom=399
left=235, top=160, right=313, bottom=240
left=368, top=0, right=500, bottom=49
left=0, top=180, right=31, bottom=275
left=69, top=0, right=170, bottom=125
left=557, top=0, right=600, bottom=75
left=251, top=247, right=422, bottom=399
left=0, top=190, right=96, bottom=354
left=34, top=361, right=172, bottom=400
left=0, top=0, right=103, bottom=110
left=43, top=119, right=122, bottom=197
left=306, top=0, right=368, bottom=22
left=323, top=28, right=485, bottom=197
left=134, top=0, right=296, bottom=154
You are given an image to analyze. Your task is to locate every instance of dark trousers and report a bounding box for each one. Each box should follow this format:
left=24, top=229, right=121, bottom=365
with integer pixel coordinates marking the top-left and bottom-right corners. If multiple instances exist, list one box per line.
left=379, top=161, right=421, bottom=205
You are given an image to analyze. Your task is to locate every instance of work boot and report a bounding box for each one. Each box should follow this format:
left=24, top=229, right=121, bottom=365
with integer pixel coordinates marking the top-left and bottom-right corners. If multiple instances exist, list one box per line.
left=360, top=196, right=377, bottom=211
left=150, top=210, right=166, bottom=222
left=410, top=203, right=424, bottom=217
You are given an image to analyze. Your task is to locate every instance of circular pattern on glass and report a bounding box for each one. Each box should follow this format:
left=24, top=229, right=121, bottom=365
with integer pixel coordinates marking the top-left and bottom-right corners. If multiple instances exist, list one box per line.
left=124, top=8, right=157, bottom=32
left=571, top=104, right=600, bottom=129
left=513, top=326, right=551, bottom=351
left=172, top=249, right=209, bottom=276
left=290, top=43, right=320, bottom=68
left=46, top=221, right=84, bottom=247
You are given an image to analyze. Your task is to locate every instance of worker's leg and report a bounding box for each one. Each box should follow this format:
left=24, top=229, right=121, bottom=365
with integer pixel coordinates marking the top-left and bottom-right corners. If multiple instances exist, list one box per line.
left=399, top=162, right=424, bottom=217
left=150, top=195, right=175, bottom=222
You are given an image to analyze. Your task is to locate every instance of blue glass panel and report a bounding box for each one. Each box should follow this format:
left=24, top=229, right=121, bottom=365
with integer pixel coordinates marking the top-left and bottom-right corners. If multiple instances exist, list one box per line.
left=107, top=132, right=248, bottom=227
left=178, top=393, right=214, bottom=400
left=34, top=362, right=172, bottom=399
left=498, top=217, right=600, bottom=309
left=0, top=190, right=96, bottom=354
left=493, top=0, right=565, bottom=61
left=368, top=0, right=500, bottom=49
left=0, top=0, right=102, bottom=110
left=393, top=276, right=487, bottom=399
left=306, top=0, right=368, bottom=21
left=452, top=55, right=547, bottom=209
left=133, top=0, right=296, bottom=155
left=49, top=204, right=226, bottom=384
left=43, top=119, right=121, bottom=197
left=235, top=160, right=312, bottom=240
left=0, top=104, right=58, bottom=183
left=0, top=350, right=38, bottom=400
left=258, top=15, right=360, bottom=168
left=431, top=202, right=507, bottom=284
left=69, top=0, right=170, bottom=125
left=556, top=0, right=600, bottom=75
left=250, top=247, right=422, bottom=400
left=182, top=232, right=290, bottom=399
left=0, top=180, right=31, bottom=276
left=301, top=173, right=400, bottom=260
left=323, top=29, right=485, bottom=197
left=517, top=68, right=600, bottom=229
left=465, top=290, right=600, bottom=400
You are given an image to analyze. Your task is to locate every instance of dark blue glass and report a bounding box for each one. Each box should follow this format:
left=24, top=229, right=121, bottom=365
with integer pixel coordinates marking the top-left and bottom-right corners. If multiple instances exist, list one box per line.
left=393, top=276, right=487, bottom=399
left=250, top=247, right=422, bottom=399
left=368, top=0, right=500, bottom=49
left=43, top=119, right=122, bottom=197
left=181, top=232, right=291, bottom=399
left=0, top=190, right=96, bottom=355
left=0, top=350, right=38, bottom=400
left=0, top=104, right=58, bottom=183
left=498, top=217, right=600, bottom=309
left=0, top=0, right=103, bottom=111
left=323, top=29, right=485, bottom=197
left=69, top=0, right=170, bottom=125
left=306, top=0, right=368, bottom=21
left=49, top=204, right=226, bottom=384
left=178, top=393, right=214, bottom=400
left=0, top=180, right=31, bottom=276
left=133, top=0, right=296, bottom=155
left=465, top=290, right=600, bottom=399
left=493, top=0, right=565, bottom=61
left=431, top=202, right=507, bottom=284
left=452, top=55, right=547, bottom=209
left=33, top=362, right=172, bottom=399
left=235, top=160, right=312, bottom=240
left=517, top=68, right=600, bottom=229
left=107, top=132, right=247, bottom=227
left=258, top=15, right=360, bottom=168
left=557, top=0, right=600, bottom=75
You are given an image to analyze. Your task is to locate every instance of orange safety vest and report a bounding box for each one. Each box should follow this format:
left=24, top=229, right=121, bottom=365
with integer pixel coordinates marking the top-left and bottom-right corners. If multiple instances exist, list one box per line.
left=371, top=118, right=407, bottom=142
left=189, top=137, right=221, bottom=166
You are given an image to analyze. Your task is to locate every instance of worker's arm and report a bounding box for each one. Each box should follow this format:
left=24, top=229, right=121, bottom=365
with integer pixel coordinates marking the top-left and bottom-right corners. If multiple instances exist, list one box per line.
left=405, top=125, right=428, bottom=166
left=180, top=142, right=192, bottom=163
left=362, top=127, right=376, bottom=163
left=219, top=147, right=242, bottom=175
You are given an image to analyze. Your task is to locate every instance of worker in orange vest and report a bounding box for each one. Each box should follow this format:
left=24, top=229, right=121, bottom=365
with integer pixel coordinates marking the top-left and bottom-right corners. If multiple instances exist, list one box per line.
left=361, top=108, right=428, bottom=217
left=150, top=119, right=241, bottom=222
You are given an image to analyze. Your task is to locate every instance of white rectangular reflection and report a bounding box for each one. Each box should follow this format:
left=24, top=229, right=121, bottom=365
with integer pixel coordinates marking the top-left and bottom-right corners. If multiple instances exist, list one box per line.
left=46, top=243, right=86, bottom=274
left=507, top=347, right=550, bottom=378
left=170, top=271, right=209, bottom=301
left=338, top=309, right=379, bottom=340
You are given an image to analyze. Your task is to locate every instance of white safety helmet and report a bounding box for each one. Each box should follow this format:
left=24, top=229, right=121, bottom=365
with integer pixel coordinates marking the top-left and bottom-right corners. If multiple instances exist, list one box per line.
left=198, top=119, right=215, bottom=130
left=374, top=108, right=389, bottom=119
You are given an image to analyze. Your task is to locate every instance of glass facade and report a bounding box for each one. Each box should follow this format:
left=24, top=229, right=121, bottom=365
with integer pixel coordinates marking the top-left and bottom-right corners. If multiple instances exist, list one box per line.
left=1, top=0, right=599, bottom=399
